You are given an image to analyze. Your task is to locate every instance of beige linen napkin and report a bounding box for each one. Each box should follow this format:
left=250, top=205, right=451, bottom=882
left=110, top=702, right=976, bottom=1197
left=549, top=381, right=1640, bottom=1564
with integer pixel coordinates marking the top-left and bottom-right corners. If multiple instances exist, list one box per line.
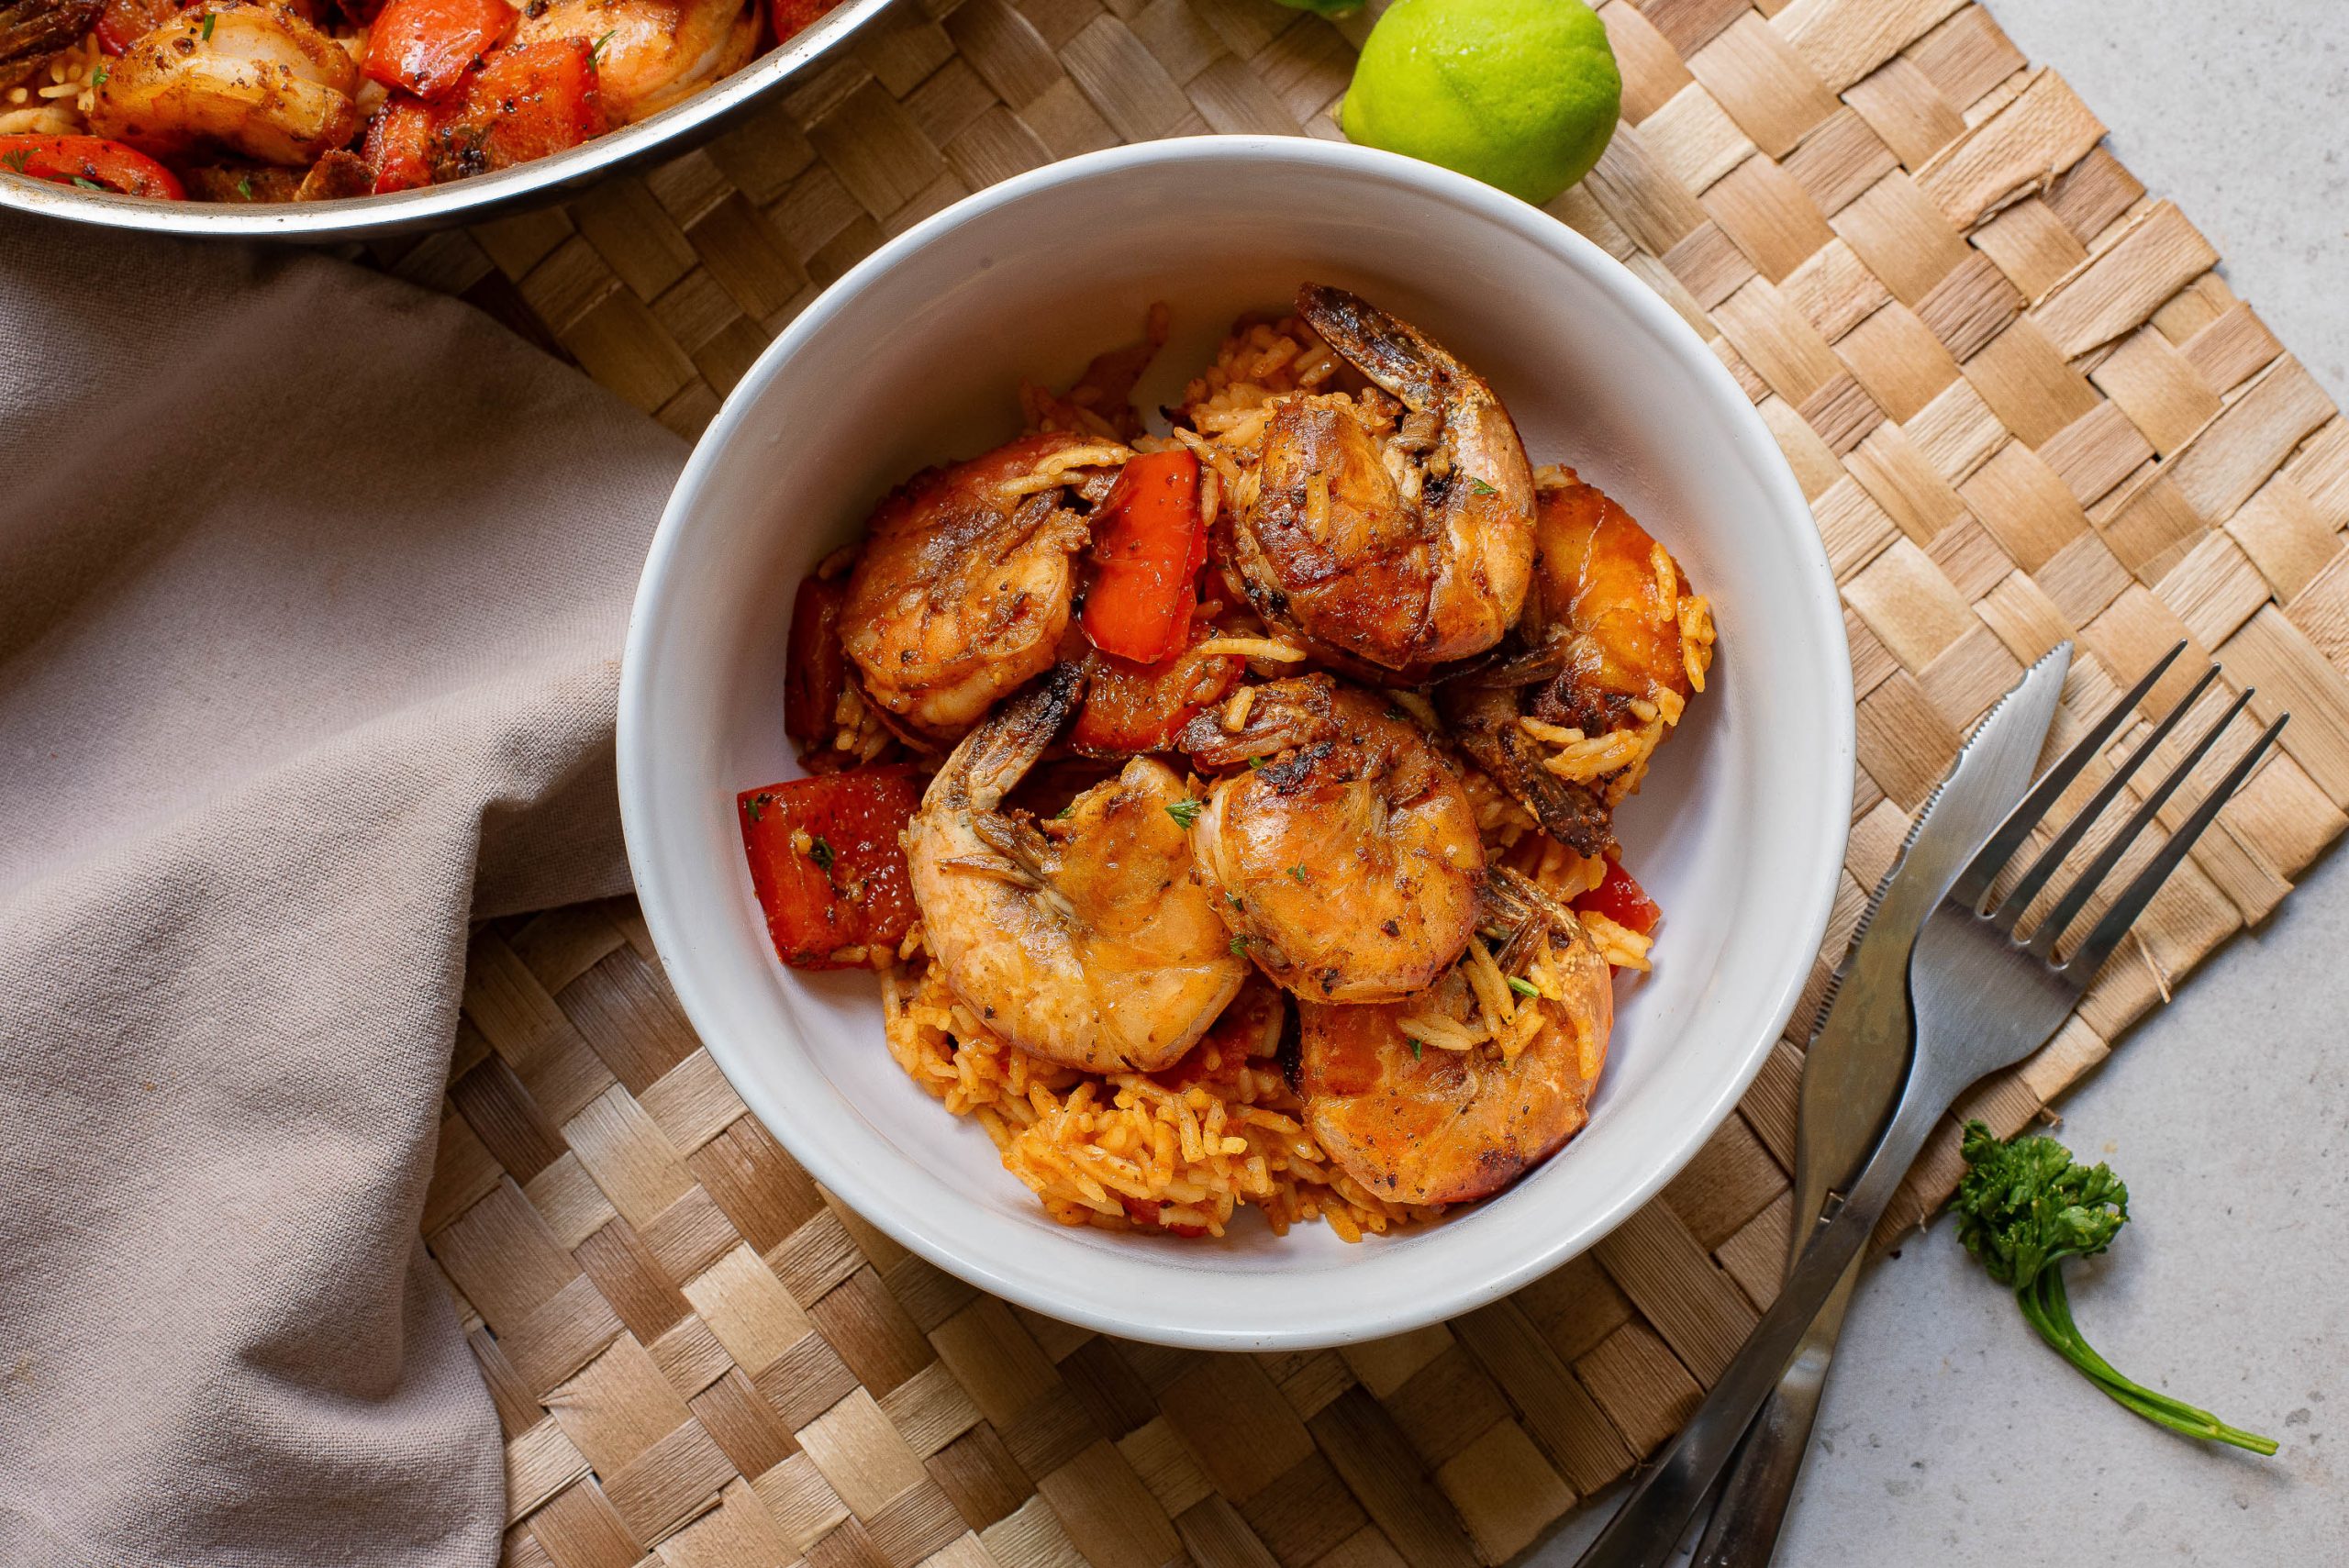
left=0, top=218, right=686, bottom=1566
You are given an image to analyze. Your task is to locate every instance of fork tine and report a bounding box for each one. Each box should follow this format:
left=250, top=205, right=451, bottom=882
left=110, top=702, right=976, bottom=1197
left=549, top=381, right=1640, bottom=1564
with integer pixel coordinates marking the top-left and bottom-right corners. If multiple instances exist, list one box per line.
left=1988, top=661, right=2220, bottom=924
left=2064, top=713, right=2289, bottom=978
left=1952, top=641, right=2188, bottom=906
left=2025, top=685, right=2257, bottom=959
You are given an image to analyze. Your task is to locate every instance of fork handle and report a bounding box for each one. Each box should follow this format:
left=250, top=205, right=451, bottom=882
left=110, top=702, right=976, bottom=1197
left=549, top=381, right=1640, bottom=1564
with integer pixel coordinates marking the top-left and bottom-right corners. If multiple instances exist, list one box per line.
left=1570, top=1071, right=1956, bottom=1568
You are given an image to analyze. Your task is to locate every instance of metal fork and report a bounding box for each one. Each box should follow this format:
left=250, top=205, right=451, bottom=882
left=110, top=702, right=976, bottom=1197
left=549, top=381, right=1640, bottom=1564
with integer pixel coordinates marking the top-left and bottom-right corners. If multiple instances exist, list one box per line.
left=1573, top=662, right=2288, bottom=1568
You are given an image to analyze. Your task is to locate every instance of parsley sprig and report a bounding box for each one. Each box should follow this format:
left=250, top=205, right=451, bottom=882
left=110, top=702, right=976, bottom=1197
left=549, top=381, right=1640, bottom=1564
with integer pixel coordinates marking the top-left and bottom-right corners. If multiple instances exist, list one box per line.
left=1953, top=1123, right=2277, bottom=1455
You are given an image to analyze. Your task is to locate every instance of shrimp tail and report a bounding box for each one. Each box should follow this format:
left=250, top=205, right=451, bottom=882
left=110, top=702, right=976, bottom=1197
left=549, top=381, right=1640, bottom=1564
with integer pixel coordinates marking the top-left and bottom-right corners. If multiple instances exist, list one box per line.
left=1478, top=865, right=1573, bottom=940
left=1175, top=672, right=1338, bottom=770
left=1296, top=283, right=1453, bottom=410
left=1502, top=740, right=1617, bottom=859
left=933, top=662, right=1086, bottom=811
left=1442, top=637, right=1574, bottom=690
left=1479, top=866, right=1608, bottom=976
left=1440, top=681, right=1619, bottom=858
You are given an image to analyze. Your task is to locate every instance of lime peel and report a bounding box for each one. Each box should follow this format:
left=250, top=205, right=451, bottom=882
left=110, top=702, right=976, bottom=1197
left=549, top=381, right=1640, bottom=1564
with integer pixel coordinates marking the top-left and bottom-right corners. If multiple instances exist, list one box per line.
left=1340, top=0, right=1623, bottom=207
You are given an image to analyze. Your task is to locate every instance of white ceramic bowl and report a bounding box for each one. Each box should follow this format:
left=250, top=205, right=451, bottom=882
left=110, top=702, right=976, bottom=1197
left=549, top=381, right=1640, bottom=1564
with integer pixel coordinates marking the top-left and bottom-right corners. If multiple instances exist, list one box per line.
left=620, top=136, right=1853, bottom=1351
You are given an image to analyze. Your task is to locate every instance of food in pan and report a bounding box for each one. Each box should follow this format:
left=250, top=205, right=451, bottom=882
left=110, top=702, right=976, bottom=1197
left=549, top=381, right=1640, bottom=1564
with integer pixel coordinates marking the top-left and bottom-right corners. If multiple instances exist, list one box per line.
left=736, top=284, right=1716, bottom=1240
left=0, top=0, right=838, bottom=201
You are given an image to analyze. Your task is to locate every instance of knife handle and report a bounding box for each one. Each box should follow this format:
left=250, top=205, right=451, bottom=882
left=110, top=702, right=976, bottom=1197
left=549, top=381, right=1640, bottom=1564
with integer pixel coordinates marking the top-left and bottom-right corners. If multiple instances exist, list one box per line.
left=1568, top=1062, right=1956, bottom=1568
left=1687, top=1253, right=1864, bottom=1568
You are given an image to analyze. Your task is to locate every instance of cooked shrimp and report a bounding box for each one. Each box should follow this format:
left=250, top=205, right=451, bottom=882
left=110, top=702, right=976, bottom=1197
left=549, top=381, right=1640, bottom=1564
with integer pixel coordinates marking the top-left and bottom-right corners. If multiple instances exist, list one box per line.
left=1438, top=472, right=1715, bottom=856
left=841, top=431, right=1126, bottom=740
left=512, top=0, right=752, bottom=123
left=1525, top=469, right=1713, bottom=731
left=906, top=665, right=1248, bottom=1074
left=1297, top=867, right=1613, bottom=1206
left=89, top=3, right=357, bottom=166
left=1223, top=284, right=1535, bottom=672
left=1175, top=673, right=1484, bottom=1004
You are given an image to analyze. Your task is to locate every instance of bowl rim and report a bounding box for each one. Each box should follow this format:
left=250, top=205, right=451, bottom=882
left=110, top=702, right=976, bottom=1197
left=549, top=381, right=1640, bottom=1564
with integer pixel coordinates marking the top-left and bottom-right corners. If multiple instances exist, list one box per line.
left=0, top=0, right=898, bottom=242
left=619, top=133, right=1855, bottom=1350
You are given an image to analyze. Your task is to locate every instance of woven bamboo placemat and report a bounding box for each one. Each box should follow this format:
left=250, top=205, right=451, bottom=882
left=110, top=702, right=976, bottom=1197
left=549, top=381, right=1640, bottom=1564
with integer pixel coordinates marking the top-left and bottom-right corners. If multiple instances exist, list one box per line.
left=403, top=2, right=2349, bottom=1562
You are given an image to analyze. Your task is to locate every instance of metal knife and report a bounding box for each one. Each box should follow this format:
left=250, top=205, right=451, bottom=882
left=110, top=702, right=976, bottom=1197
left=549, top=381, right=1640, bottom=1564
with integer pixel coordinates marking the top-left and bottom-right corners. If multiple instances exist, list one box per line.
left=1689, top=640, right=2074, bottom=1568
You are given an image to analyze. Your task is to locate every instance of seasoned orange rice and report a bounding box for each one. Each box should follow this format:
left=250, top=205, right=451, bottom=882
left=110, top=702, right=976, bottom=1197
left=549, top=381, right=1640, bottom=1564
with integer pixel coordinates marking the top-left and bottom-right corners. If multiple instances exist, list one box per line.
left=882, top=958, right=1421, bottom=1241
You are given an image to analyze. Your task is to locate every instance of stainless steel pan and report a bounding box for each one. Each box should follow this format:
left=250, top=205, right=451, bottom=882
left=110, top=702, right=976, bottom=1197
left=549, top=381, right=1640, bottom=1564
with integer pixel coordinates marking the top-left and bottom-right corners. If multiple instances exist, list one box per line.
left=0, top=0, right=897, bottom=241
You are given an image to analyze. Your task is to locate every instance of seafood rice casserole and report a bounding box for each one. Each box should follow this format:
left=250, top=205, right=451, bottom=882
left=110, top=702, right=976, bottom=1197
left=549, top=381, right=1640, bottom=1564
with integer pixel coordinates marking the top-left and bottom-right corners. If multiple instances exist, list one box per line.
left=736, top=284, right=1717, bottom=1244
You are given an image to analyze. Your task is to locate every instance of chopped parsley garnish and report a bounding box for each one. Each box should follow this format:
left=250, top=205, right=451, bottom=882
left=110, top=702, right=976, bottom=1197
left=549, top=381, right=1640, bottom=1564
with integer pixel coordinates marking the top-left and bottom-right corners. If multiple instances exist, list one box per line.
left=745, top=791, right=773, bottom=822
left=590, top=27, right=616, bottom=63
left=90, top=64, right=106, bottom=89
left=1508, top=976, right=1540, bottom=999
left=1467, top=475, right=1497, bottom=495
left=808, top=835, right=835, bottom=873
left=200, top=10, right=215, bottom=38
left=1286, top=864, right=1308, bottom=884
left=72, top=176, right=104, bottom=191
left=236, top=175, right=254, bottom=200
left=2, top=149, right=28, bottom=174
left=1052, top=803, right=1074, bottom=820
left=1228, top=932, right=1249, bottom=955
left=1407, top=1038, right=1423, bottom=1061
left=1165, top=797, right=1204, bottom=828
left=1246, top=755, right=1265, bottom=770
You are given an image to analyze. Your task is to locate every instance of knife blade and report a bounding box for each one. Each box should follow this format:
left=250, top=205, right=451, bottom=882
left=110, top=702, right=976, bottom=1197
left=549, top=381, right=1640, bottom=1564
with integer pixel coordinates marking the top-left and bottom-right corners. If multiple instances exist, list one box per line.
left=1690, top=640, right=2073, bottom=1568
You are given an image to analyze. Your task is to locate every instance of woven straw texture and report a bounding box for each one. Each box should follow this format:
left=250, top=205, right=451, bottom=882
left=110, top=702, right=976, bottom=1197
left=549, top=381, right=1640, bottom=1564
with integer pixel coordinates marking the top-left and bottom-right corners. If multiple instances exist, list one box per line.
left=405, top=2, right=2349, bottom=1563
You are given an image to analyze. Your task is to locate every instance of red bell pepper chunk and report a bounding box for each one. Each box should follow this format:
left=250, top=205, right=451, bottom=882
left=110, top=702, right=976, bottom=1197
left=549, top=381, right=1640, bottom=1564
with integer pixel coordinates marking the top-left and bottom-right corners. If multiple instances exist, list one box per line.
left=785, top=573, right=850, bottom=753
left=1068, top=631, right=1242, bottom=758
left=360, top=95, right=440, bottom=194
left=93, top=0, right=193, bottom=53
left=1574, top=855, right=1661, bottom=937
left=1080, top=449, right=1204, bottom=664
left=364, top=0, right=517, bottom=100
left=0, top=134, right=184, bottom=199
left=739, top=766, right=924, bottom=970
left=454, top=38, right=607, bottom=172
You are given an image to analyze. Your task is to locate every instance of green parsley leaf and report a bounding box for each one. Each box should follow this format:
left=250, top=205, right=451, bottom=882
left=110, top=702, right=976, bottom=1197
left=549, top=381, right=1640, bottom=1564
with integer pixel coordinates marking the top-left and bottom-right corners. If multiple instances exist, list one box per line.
left=1407, top=1038, right=1423, bottom=1061
left=1052, top=803, right=1074, bottom=820
left=1228, top=932, right=1249, bottom=956
left=1, top=149, right=28, bottom=174
left=1286, top=864, right=1308, bottom=884
left=1246, top=755, right=1265, bottom=770
left=90, top=64, right=106, bottom=89
left=72, top=176, right=104, bottom=191
left=1466, top=475, right=1497, bottom=495
left=590, top=27, right=616, bottom=63
left=808, top=835, right=835, bottom=873
left=236, top=175, right=254, bottom=200
left=201, top=10, right=215, bottom=39
left=1508, top=976, right=1541, bottom=999
left=1165, top=797, right=1204, bottom=828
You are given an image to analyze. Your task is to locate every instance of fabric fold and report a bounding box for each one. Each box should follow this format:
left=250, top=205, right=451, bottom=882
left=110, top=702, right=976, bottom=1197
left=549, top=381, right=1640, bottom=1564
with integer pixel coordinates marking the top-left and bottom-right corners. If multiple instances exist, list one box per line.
left=0, top=217, right=687, bottom=1568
